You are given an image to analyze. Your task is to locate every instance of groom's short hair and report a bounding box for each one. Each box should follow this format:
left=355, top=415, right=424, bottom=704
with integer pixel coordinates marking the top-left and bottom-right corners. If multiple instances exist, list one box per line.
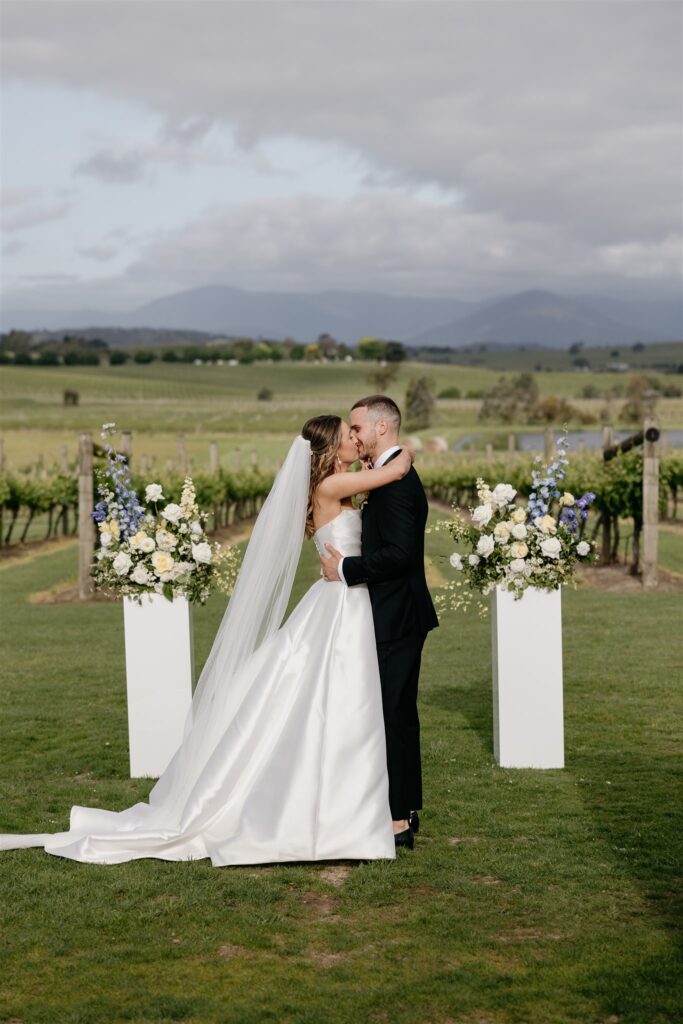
left=351, top=394, right=401, bottom=432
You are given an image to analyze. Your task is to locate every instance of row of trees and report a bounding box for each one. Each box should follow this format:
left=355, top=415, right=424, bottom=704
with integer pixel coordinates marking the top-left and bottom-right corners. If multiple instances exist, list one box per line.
left=0, top=331, right=408, bottom=366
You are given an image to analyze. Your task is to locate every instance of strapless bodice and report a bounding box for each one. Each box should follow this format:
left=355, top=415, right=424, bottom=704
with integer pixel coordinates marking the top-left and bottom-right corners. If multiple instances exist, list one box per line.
left=313, top=508, right=362, bottom=558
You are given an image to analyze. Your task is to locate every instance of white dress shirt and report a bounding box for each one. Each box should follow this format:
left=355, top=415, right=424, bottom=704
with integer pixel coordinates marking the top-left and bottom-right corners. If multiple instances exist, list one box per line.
left=337, top=445, right=402, bottom=585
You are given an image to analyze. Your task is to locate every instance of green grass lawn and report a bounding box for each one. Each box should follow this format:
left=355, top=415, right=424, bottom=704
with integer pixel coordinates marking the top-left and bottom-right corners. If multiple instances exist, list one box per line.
left=0, top=514, right=681, bottom=1024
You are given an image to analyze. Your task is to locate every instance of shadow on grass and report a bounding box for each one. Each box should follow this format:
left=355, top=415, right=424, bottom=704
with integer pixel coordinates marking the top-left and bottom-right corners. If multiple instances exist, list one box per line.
left=424, top=676, right=494, bottom=759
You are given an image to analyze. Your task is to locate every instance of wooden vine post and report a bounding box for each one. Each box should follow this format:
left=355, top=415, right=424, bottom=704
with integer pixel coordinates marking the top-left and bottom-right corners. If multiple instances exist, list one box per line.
left=603, top=421, right=660, bottom=586
left=642, top=417, right=659, bottom=589
left=78, top=432, right=95, bottom=600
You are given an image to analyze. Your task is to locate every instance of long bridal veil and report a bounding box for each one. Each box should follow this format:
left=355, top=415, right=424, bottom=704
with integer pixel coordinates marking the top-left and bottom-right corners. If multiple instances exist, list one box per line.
left=143, top=434, right=311, bottom=821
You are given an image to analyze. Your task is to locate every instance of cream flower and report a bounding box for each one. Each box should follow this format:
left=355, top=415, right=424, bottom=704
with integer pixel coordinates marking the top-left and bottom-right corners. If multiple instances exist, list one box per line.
left=138, top=535, right=155, bottom=553
left=151, top=550, right=175, bottom=576
left=576, top=540, right=591, bottom=557
left=509, top=558, right=527, bottom=574
left=535, top=515, right=557, bottom=534
left=511, top=523, right=527, bottom=540
left=559, top=492, right=575, bottom=506
left=494, top=522, right=511, bottom=543
left=468, top=554, right=480, bottom=567
left=100, top=531, right=114, bottom=548
left=510, top=541, right=529, bottom=559
left=540, top=537, right=562, bottom=559
left=511, top=507, right=527, bottom=524
left=449, top=552, right=463, bottom=570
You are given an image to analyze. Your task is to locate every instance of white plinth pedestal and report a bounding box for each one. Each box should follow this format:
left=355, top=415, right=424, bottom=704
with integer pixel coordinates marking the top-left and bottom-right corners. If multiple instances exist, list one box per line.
left=122, top=594, right=194, bottom=778
left=490, top=585, right=564, bottom=769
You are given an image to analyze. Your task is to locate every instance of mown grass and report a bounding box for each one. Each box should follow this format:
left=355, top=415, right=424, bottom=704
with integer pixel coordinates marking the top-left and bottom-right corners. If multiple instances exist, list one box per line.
left=0, top=513, right=681, bottom=1023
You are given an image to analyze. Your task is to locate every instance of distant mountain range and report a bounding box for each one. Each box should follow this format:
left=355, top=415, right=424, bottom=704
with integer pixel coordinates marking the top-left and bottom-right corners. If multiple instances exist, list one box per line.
left=2, top=285, right=681, bottom=347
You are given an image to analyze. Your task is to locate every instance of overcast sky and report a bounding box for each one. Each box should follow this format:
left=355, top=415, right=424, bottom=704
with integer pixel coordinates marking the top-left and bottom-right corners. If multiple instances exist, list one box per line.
left=1, top=0, right=681, bottom=313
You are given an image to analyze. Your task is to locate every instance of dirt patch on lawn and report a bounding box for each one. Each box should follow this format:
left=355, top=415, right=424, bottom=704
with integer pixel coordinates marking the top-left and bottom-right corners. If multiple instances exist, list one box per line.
left=0, top=536, right=77, bottom=567
left=318, top=864, right=354, bottom=887
left=575, top=563, right=683, bottom=592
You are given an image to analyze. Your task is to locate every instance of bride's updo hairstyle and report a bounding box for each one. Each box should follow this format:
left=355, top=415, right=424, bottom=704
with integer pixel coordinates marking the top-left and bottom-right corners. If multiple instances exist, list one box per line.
left=301, top=414, right=342, bottom=538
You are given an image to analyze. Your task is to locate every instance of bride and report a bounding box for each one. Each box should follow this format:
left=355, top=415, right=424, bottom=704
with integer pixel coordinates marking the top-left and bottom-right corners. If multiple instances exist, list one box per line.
left=0, top=415, right=413, bottom=865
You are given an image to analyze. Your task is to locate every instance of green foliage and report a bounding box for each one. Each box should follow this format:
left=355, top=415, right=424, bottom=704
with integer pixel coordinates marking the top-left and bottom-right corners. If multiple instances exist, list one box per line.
left=356, top=337, right=387, bottom=361
left=405, top=376, right=436, bottom=430
left=479, top=372, right=539, bottom=423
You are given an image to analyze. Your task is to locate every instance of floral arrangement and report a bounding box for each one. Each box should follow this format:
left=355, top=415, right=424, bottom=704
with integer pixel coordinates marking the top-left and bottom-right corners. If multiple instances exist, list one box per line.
left=437, top=430, right=596, bottom=614
left=91, top=424, right=240, bottom=604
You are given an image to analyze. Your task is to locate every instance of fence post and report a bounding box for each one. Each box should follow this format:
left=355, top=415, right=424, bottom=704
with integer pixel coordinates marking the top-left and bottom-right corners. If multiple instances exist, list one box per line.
left=642, top=417, right=659, bottom=589
left=0, top=438, right=5, bottom=470
left=251, top=450, right=258, bottom=467
left=209, top=441, right=219, bottom=472
left=120, top=431, right=132, bottom=466
left=601, top=426, right=614, bottom=564
left=544, top=427, right=554, bottom=462
left=60, top=444, right=69, bottom=473
left=485, top=443, right=493, bottom=465
left=78, top=432, right=95, bottom=600
left=507, top=434, right=516, bottom=454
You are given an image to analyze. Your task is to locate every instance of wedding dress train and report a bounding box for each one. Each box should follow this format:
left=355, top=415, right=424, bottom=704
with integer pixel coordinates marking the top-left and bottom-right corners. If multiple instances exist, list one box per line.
left=0, top=509, right=395, bottom=865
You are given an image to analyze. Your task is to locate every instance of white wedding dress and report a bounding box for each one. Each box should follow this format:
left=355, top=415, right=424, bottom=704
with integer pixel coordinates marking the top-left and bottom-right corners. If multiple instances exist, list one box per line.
left=0, top=507, right=395, bottom=865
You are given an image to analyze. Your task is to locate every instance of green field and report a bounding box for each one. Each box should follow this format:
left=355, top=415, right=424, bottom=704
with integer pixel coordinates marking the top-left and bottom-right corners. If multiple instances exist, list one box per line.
left=0, top=514, right=681, bottom=1024
left=1, top=361, right=682, bottom=473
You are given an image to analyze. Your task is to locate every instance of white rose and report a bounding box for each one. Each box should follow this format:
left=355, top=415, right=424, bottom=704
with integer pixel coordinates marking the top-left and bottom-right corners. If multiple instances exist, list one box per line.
left=100, top=531, right=113, bottom=548
left=511, top=523, right=527, bottom=540
left=449, top=552, right=463, bottom=570
left=468, top=554, right=480, bottom=567
left=155, top=529, right=178, bottom=551
left=509, top=541, right=529, bottom=558
left=151, top=550, right=175, bottom=576
left=493, top=522, right=511, bottom=543
left=576, top=540, right=591, bottom=557
left=161, top=503, right=183, bottom=524
left=472, top=504, right=493, bottom=528
left=191, top=541, right=212, bottom=565
left=145, top=483, right=164, bottom=502
left=113, top=551, right=132, bottom=576
left=492, top=483, right=517, bottom=506
left=511, top=507, right=527, bottom=524
left=540, top=537, right=562, bottom=559
left=509, top=558, right=527, bottom=574
left=139, top=535, right=155, bottom=553
left=476, top=534, right=495, bottom=558
left=131, top=564, right=151, bottom=584
left=190, top=521, right=203, bottom=536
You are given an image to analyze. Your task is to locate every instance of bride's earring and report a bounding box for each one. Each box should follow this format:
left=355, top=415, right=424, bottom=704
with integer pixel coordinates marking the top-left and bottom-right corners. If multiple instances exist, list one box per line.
left=336, top=456, right=342, bottom=469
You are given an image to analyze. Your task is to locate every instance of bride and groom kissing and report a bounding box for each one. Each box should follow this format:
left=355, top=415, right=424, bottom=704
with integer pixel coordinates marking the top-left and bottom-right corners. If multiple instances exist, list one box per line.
left=0, top=394, right=438, bottom=864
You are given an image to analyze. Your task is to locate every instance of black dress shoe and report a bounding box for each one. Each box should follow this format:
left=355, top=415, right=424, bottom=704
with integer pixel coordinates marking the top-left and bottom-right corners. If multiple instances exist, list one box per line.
left=394, top=826, right=414, bottom=850
left=409, top=811, right=420, bottom=834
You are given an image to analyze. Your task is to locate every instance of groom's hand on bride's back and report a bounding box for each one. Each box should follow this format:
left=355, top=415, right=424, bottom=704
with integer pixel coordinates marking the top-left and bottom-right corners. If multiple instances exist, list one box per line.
left=320, top=544, right=342, bottom=582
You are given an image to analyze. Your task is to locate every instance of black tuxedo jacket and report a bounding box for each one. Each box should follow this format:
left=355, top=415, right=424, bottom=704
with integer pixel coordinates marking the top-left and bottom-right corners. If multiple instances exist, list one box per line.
left=342, top=451, right=439, bottom=644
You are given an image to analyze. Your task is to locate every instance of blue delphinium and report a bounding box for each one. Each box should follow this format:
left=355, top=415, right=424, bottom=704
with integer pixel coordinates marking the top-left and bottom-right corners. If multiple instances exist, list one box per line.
left=527, top=429, right=570, bottom=523
left=91, top=425, right=144, bottom=540
left=560, top=491, right=596, bottom=533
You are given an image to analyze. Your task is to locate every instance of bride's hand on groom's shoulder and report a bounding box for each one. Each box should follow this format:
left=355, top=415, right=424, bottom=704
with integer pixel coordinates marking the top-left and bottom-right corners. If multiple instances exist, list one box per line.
left=396, top=447, right=414, bottom=477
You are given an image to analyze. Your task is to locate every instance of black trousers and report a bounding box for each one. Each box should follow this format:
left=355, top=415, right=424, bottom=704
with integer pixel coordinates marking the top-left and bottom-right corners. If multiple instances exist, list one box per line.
left=376, top=628, right=426, bottom=821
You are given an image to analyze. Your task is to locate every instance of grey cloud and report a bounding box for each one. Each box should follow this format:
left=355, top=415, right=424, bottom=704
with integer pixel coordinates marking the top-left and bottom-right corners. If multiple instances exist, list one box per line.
left=77, top=245, right=118, bottom=261
left=2, top=201, right=72, bottom=231
left=76, top=148, right=147, bottom=183
left=2, top=0, right=681, bottom=296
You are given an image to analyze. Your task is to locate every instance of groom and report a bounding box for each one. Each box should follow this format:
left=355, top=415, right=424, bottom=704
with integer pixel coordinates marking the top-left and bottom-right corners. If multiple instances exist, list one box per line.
left=320, top=395, right=438, bottom=849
